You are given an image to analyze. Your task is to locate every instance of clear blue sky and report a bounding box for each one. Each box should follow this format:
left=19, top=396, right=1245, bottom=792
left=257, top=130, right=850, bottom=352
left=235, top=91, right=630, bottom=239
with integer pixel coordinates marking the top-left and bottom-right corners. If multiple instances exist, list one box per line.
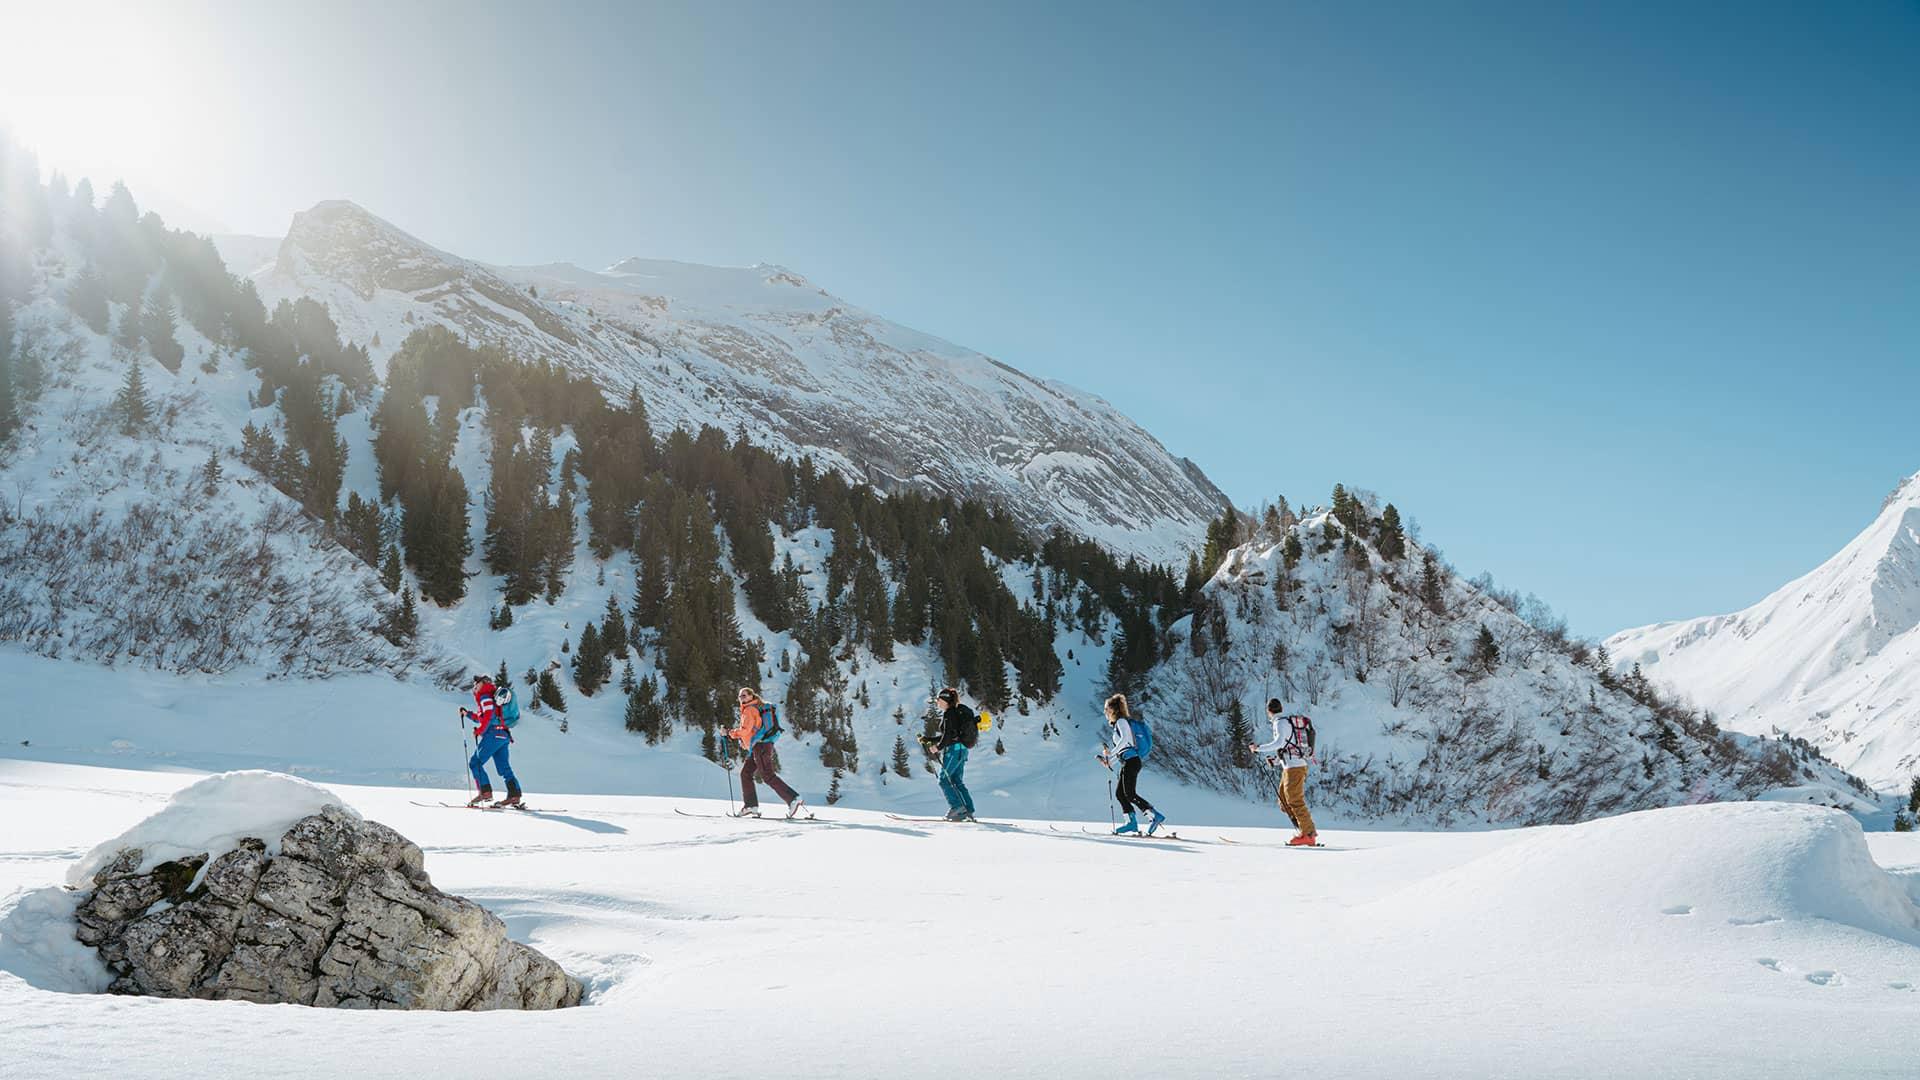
left=5, top=1, right=1916, bottom=636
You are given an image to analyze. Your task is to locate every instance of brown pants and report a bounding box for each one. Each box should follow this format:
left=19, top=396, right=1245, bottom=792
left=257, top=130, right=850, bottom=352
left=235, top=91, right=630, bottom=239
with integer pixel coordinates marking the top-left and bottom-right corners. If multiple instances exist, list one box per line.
left=1278, top=765, right=1316, bottom=836
left=740, top=742, right=797, bottom=808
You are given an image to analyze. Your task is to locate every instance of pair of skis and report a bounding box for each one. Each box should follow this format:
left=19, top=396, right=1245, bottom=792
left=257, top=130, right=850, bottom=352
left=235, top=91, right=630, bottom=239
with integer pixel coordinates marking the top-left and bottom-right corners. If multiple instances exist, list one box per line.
left=411, top=800, right=562, bottom=813
left=1053, top=823, right=1188, bottom=842
left=674, top=807, right=820, bottom=822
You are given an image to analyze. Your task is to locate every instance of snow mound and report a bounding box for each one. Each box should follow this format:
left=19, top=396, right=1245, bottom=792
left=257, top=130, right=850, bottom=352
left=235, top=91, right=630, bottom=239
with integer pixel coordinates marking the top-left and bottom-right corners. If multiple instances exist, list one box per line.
left=64, top=771, right=356, bottom=889
left=0, top=887, right=112, bottom=994
left=1374, top=802, right=1920, bottom=948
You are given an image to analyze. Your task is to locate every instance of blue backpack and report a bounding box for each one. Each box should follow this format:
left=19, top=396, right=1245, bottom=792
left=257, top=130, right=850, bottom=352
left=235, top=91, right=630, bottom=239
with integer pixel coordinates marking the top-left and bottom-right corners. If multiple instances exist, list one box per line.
left=494, top=686, right=521, bottom=729
left=1128, top=718, right=1152, bottom=759
left=753, top=703, right=783, bottom=746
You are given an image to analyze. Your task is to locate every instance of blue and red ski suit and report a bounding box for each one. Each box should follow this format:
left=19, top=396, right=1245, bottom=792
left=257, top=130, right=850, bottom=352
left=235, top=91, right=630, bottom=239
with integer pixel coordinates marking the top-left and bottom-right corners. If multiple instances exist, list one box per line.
left=465, top=679, right=517, bottom=791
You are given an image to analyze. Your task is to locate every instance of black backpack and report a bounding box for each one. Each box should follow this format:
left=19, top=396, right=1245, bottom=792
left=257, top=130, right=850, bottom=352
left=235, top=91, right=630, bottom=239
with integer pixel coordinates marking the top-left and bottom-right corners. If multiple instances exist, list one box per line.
left=957, top=706, right=981, bottom=749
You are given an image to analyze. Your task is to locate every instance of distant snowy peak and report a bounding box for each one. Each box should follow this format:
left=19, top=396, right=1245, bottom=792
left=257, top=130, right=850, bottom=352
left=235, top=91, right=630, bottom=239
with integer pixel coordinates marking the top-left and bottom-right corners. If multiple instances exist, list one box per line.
left=220, top=201, right=1228, bottom=566
left=1606, top=470, right=1920, bottom=786
left=277, top=199, right=462, bottom=295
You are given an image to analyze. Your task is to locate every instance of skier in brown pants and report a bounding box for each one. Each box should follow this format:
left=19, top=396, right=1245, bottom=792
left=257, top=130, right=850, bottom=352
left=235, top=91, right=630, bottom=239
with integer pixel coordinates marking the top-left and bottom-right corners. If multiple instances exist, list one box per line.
left=1250, top=698, right=1320, bottom=846
left=728, top=687, right=809, bottom=819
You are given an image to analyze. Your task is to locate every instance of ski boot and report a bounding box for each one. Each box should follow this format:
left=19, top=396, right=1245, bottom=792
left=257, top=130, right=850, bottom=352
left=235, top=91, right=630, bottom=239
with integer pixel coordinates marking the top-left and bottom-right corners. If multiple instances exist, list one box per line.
left=785, top=798, right=810, bottom=820
left=1114, top=812, right=1140, bottom=835
left=495, top=782, right=524, bottom=809
left=1146, top=809, right=1167, bottom=836
left=732, top=805, right=762, bottom=818
left=1287, top=832, right=1319, bottom=847
left=466, top=787, right=494, bottom=808
left=944, top=808, right=966, bottom=821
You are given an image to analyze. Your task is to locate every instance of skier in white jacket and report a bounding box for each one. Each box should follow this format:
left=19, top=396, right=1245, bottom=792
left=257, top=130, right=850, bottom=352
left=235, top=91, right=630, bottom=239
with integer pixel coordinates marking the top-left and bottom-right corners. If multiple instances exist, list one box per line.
left=1249, top=698, right=1319, bottom=846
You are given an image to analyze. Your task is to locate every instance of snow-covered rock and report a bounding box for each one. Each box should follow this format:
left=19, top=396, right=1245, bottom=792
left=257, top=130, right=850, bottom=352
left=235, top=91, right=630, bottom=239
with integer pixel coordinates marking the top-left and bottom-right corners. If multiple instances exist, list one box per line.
left=66, top=770, right=349, bottom=888
left=63, top=771, right=581, bottom=1010
left=1608, top=470, right=1920, bottom=787
left=218, top=201, right=1228, bottom=567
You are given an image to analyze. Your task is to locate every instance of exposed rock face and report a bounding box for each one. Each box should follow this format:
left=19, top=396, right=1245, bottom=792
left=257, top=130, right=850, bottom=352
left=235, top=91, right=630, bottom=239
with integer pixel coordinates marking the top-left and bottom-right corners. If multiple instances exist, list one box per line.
left=72, top=805, right=581, bottom=1010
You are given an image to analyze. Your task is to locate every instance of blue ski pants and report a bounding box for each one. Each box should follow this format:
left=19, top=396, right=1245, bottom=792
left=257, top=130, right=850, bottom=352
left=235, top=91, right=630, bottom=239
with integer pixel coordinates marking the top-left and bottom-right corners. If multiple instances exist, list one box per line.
left=469, top=734, right=517, bottom=789
left=938, top=744, right=974, bottom=815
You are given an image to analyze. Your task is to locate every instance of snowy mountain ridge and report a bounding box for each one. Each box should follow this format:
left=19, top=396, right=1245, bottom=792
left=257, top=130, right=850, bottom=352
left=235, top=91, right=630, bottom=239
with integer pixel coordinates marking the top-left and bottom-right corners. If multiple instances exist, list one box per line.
left=0, top=146, right=1879, bottom=826
left=1129, top=504, right=1875, bottom=826
left=217, top=201, right=1228, bottom=567
left=1607, top=470, right=1920, bottom=787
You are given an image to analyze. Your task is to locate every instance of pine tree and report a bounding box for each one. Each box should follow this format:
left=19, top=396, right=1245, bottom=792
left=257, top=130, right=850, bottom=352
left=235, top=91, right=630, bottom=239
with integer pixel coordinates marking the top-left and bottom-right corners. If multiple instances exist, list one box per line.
left=1473, top=624, right=1499, bottom=674
left=114, top=358, right=151, bottom=435
left=1657, top=722, right=1683, bottom=759
left=623, top=685, right=647, bottom=735
left=497, top=660, right=511, bottom=691
left=1420, top=552, right=1445, bottom=614
left=200, top=447, right=222, bottom=496
left=572, top=623, right=606, bottom=696
left=1282, top=531, right=1303, bottom=569
left=994, top=737, right=1006, bottom=756
left=974, top=637, right=1010, bottom=712
left=340, top=492, right=383, bottom=567
left=620, top=660, right=637, bottom=695
left=385, top=586, right=419, bottom=644
left=1377, top=504, right=1406, bottom=561
left=892, top=733, right=912, bottom=778
left=1227, top=699, right=1253, bottom=767
left=143, top=292, right=183, bottom=372
left=601, top=593, right=628, bottom=663
left=826, top=768, right=843, bottom=805
left=115, top=295, right=145, bottom=352
left=538, top=668, right=568, bottom=712
left=380, top=543, right=404, bottom=594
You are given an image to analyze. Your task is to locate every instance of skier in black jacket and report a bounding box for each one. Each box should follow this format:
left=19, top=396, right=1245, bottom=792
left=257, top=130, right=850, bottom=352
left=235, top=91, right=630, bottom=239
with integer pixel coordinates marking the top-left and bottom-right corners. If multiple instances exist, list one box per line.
left=924, top=687, right=978, bottom=821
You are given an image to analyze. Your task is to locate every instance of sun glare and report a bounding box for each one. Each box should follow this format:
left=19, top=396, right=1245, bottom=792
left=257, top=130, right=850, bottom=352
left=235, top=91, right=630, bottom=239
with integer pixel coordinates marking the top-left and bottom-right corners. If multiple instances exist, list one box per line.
left=0, top=3, right=197, bottom=194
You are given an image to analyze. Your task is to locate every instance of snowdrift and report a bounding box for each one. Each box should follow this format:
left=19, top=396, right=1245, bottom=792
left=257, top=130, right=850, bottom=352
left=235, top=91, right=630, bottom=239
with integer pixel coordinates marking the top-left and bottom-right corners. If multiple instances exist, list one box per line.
left=65, top=770, right=353, bottom=888
left=1374, top=802, right=1920, bottom=947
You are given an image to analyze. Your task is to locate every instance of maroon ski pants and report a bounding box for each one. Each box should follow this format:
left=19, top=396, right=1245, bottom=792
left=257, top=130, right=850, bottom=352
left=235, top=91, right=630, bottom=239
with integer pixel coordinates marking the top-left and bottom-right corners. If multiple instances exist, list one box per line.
left=740, top=742, right=798, bottom=808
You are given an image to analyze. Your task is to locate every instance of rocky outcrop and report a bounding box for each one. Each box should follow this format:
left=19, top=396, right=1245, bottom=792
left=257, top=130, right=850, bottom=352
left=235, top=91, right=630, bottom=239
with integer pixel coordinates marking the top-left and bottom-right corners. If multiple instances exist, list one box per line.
left=72, top=805, right=581, bottom=1010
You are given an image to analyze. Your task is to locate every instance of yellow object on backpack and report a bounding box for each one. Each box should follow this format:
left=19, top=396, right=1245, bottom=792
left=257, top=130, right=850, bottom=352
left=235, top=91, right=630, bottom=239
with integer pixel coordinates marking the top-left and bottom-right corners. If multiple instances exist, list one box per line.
left=977, top=710, right=993, bottom=734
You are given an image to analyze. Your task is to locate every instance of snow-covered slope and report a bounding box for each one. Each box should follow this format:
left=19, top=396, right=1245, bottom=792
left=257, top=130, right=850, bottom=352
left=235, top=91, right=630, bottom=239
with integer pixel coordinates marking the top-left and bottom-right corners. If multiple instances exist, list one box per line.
left=216, top=202, right=1227, bottom=567
left=0, top=155, right=1877, bottom=830
left=5, top=760, right=1920, bottom=1079
left=1608, top=472, right=1920, bottom=788
left=1132, top=507, right=1878, bottom=826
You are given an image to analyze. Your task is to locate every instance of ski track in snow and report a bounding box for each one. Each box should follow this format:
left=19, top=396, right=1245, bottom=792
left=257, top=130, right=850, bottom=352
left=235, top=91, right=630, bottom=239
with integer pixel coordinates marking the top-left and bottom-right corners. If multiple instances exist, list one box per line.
left=6, top=761, right=1920, bottom=1079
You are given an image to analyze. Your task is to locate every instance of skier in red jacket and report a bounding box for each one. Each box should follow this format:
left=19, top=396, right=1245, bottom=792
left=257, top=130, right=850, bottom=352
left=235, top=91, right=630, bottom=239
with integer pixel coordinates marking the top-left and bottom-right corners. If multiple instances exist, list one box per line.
left=459, top=674, right=521, bottom=807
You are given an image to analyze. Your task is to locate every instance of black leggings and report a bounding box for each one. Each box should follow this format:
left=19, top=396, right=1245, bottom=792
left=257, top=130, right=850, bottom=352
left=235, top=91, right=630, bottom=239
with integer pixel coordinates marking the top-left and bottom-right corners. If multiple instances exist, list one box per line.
left=1116, top=757, right=1154, bottom=814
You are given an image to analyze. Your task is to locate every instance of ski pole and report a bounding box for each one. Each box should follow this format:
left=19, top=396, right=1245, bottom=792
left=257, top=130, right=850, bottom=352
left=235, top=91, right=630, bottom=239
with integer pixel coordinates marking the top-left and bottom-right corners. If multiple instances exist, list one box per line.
left=721, top=737, right=736, bottom=815
left=456, top=708, right=475, bottom=797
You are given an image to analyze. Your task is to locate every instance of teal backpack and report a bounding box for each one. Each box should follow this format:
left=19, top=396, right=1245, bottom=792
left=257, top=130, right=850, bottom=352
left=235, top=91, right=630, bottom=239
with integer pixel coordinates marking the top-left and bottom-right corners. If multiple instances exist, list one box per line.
left=495, top=685, right=521, bottom=728
left=753, top=702, right=782, bottom=745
